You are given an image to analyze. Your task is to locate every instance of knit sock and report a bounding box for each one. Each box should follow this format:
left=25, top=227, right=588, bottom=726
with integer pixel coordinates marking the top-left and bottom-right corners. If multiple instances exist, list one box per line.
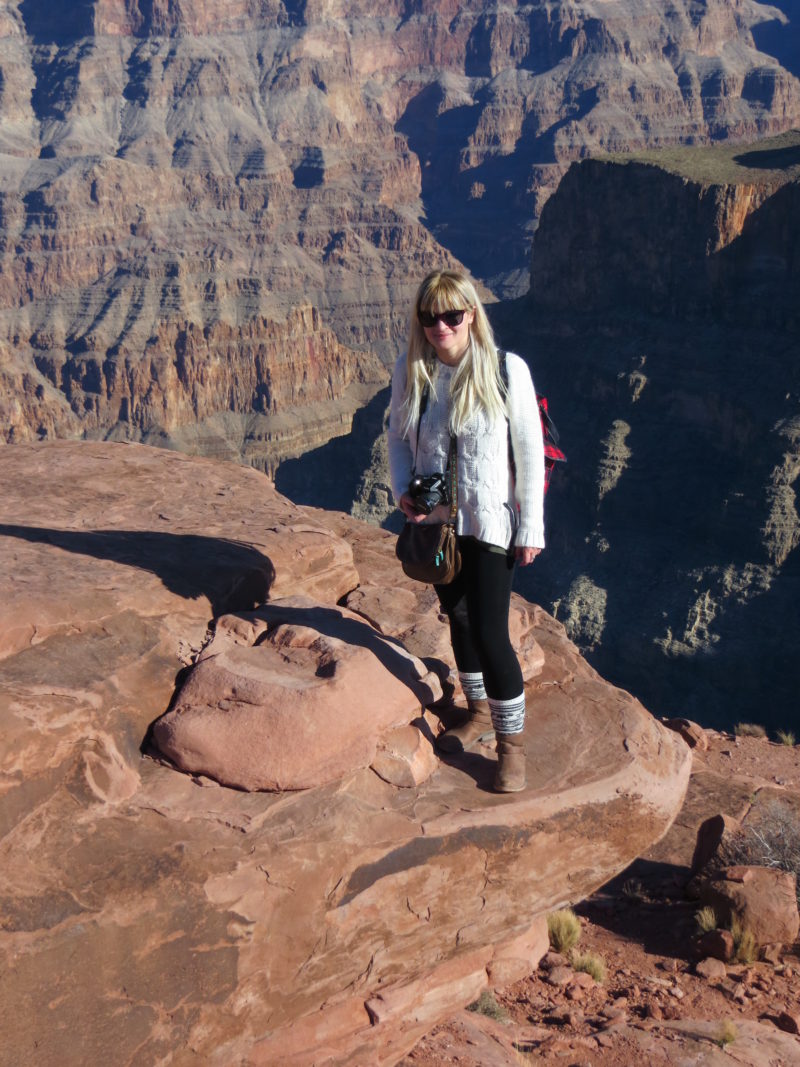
left=459, top=671, right=487, bottom=703
left=488, top=693, right=525, bottom=735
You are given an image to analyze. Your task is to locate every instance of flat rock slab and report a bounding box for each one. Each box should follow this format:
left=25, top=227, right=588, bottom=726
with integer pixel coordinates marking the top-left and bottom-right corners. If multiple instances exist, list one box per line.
left=0, top=442, right=691, bottom=1067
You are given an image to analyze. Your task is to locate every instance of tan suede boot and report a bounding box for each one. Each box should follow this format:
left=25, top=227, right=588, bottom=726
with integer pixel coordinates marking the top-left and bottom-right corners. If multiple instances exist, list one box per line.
left=436, top=698, right=495, bottom=753
left=493, top=732, right=526, bottom=792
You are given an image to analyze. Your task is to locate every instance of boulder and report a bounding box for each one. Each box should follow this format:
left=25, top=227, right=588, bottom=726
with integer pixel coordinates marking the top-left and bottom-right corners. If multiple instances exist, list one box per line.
left=697, top=867, right=800, bottom=948
left=153, top=598, right=441, bottom=791
left=695, top=928, right=735, bottom=963
left=0, top=442, right=692, bottom=1066
left=663, top=718, right=708, bottom=750
left=695, top=957, right=728, bottom=980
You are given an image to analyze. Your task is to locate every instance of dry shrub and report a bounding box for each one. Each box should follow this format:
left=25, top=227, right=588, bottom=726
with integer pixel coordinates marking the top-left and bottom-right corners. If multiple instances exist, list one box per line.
left=546, top=909, right=581, bottom=954
left=726, top=798, right=800, bottom=907
left=776, top=729, right=796, bottom=746
left=570, top=951, right=606, bottom=983
left=734, top=722, right=767, bottom=738
left=467, top=990, right=508, bottom=1022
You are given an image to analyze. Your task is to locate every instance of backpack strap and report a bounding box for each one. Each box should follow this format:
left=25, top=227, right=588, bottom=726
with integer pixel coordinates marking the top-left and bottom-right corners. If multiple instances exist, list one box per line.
left=497, top=349, right=516, bottom=477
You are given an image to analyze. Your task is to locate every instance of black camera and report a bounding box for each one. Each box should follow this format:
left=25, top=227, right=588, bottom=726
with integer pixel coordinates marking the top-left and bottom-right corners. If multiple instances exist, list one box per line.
left=408, top=472, right=448, bottom=514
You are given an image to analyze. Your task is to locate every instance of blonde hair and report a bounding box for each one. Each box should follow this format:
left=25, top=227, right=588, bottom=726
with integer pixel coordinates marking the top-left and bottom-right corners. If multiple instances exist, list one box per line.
left=400, top=270, right=505, bottom=438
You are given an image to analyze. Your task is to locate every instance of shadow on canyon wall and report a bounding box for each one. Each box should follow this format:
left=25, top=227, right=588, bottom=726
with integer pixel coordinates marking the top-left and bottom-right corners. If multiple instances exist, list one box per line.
left=492, top=309, right=800, bottom=736
left=274, top=384, right=390, bottom=512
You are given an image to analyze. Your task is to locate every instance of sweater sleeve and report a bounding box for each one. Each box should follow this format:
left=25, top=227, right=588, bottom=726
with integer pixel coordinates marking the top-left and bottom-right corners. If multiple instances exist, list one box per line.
left=387, top=354, right=414, bottom=506
left=506, top=352, right=546, bottom=549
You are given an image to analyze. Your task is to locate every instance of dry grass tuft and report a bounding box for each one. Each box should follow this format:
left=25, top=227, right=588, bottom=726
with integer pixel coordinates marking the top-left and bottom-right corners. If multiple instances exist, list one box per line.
left=546, top=909, right=581, bottom=954
left=695, top=906, right=718, bottom=933
left=714, top=1020, right=737, bottom=1047
left=734, top=722, right=767, bottom=738
left=776, top=729, right=796, bottom=746
left=571, top=951, right=606, bottom=983
left=730, top=918, right=758, bottom=964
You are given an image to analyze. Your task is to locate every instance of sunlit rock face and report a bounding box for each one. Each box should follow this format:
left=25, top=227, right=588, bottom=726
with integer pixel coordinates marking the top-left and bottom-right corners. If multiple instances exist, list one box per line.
left=0, top=440, right=690, bottom=1066
left=1, top=0, right=799, bottom=461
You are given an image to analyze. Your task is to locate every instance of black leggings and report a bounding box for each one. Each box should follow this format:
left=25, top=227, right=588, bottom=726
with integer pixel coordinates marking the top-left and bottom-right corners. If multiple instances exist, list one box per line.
left=434, top=537, right=524, bottom=701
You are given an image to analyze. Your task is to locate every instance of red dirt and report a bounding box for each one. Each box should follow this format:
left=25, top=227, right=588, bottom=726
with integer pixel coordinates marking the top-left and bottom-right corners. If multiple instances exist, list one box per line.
left=400, top=730, right=800, bottom=1066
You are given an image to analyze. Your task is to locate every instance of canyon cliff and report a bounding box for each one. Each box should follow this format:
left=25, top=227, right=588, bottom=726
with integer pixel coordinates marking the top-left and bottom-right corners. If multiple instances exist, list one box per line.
left=2, top=0, right=800, bottom=466
left=497, top=131, right=800, bottom=734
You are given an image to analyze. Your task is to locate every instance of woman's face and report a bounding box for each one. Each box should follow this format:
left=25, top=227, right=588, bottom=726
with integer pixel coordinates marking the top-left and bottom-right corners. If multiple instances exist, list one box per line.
left=420, top=305, right=475, bottom=365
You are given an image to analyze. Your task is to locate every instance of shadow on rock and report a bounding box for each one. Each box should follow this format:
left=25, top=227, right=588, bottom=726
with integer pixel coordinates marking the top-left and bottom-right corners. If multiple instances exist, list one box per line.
left=248, top=600, right=439, bottom=701
left=0, top=524, right=274, bottom=617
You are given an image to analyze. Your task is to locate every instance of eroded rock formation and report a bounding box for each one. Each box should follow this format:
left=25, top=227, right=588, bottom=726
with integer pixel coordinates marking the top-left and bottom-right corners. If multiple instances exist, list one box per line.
left=0, top=440, right=690, bottom=1066
left=494, top=131, right=800, bottom=733
left=1, top=0, right=800, bottom=461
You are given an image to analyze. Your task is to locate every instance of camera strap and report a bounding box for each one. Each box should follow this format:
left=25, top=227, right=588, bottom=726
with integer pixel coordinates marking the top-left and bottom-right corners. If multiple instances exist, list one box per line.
left=413, top=382, right=457, bottom=522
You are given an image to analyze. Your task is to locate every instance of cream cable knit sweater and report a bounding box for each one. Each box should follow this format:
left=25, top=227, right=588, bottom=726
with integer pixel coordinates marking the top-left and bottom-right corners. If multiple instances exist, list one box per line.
left=387, top=351, right=546, bottom=550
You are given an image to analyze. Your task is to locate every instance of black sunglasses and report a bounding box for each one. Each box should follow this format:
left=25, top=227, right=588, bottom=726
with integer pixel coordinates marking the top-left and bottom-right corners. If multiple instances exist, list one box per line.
left=418, top=308, right=467, bottom=329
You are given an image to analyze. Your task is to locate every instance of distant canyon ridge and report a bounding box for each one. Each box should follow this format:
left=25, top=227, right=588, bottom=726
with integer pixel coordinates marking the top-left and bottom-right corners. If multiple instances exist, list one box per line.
left=2, top=0, right=800, bottom=467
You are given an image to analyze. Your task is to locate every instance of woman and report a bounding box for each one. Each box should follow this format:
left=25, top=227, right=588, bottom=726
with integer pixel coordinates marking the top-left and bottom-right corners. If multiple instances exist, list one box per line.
left=387, top=269, right=545, bottom=793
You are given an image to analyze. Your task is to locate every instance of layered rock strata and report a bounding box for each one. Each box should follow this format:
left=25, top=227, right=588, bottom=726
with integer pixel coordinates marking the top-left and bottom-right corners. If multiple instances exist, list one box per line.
left=2, top=0, right=800, bottom=457
left=492, top=131, right=800, bottom=732
left=0, top=440, right=690, bottom=1066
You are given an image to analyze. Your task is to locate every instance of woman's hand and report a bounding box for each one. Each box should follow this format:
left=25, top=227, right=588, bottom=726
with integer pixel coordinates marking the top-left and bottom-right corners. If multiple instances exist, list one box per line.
left=399, top=495, right=452, bottom=524
left=515, top=546, right=542, bottom=566
left=399, top=493, right=427, bottom=523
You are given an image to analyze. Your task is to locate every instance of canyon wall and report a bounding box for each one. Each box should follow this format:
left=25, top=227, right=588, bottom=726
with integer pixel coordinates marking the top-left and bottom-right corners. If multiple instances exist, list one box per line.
left=1, top=0, right=800, bottom=465
left=499, top=132, right=800, bottom=732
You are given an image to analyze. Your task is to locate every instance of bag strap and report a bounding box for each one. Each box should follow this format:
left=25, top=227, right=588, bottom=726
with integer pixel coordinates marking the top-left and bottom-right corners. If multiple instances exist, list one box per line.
left=447, top=435, right=457, bottom=522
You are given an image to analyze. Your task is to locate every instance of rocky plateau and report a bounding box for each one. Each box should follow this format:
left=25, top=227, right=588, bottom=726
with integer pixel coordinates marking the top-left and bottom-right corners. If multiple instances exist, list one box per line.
left=0, top=439, right=690, bottom=1066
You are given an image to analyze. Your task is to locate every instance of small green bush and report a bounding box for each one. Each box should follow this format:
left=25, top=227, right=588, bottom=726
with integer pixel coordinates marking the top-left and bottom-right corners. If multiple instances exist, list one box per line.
left=734, top=722, right=767, bottom=738
left=570, top=951, right=606, bottom=983
left=776, top=729, right=796, bottom=746
left=546, top=908, right=581, bottom=954
left=467, top=990, right=508, bottom=1022
left=695, top=906, right=718, bottom=933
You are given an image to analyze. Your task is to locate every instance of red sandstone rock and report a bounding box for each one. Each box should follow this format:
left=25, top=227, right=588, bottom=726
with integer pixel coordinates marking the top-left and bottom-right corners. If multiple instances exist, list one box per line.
left=0, top=441, right=691, bottom=1067
left=153, top=597, right=441, bottom=791
left=698, top=867, right=800, bottom=948
left=695, top=957, right=728, bottom=981
left=370, top=717, right=441, bottom=789
left=664, top=717, right=708, bottom=750
left=695, top=928, right=735, bottom=963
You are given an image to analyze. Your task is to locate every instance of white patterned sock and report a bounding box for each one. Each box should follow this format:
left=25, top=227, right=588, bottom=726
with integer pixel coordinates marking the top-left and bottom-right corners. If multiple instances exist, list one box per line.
left=459, top=672, right=487, bottom=702
left=489, top=693, right=525, bottom=735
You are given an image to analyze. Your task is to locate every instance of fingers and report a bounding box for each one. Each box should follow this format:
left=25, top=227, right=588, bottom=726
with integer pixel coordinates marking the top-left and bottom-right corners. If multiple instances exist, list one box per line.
left=515, top=547, right=542, bottom=566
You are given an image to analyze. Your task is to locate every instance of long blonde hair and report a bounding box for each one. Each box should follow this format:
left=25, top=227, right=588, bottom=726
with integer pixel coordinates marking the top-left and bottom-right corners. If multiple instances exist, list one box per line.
left=400, top=270, right=506, bottom=438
